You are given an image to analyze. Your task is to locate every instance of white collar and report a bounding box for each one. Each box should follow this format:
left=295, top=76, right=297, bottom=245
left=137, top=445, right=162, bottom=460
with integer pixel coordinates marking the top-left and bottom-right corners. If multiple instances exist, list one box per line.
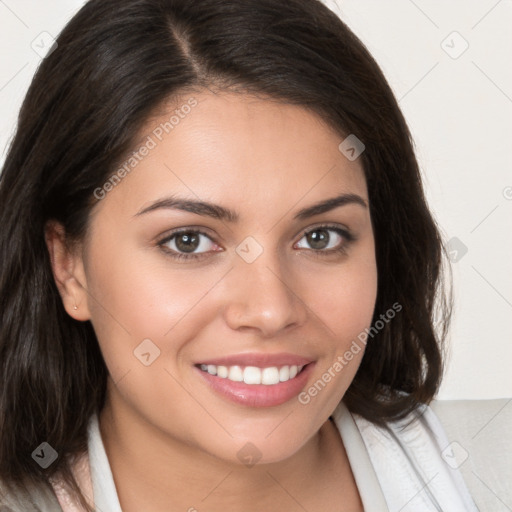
left=87, top=412, right=123, bottom=512
left=339, top=400, right=479, bottom=512
left=331, top=400, right=390, bottom=510
left=86, top=404, right=383, bottom=511
left=86, top=400, right=476, bottom=512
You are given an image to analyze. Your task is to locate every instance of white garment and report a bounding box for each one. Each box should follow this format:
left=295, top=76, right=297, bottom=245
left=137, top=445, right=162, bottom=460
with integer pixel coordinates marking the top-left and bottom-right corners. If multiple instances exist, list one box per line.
left=86, top=400, right=478, bottom=511
left=331, top=401, right=479, bottom=511
left=430, top=398, right=512, bottom=512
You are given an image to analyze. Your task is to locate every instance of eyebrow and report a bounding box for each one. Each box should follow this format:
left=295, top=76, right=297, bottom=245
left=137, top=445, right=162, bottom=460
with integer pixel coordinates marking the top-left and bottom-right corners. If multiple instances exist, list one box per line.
left=134, top=193, right=367, bottom=222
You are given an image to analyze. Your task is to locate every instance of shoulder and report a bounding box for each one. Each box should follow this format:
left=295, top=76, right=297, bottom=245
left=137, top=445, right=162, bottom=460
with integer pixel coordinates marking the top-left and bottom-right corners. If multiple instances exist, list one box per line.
left=0, top=446, right=93, bottom=512
left=430, top=398, right=512, bottom=512
left=348, top=399, right=481, bottom=511
left=0, top=476, right=63, bottom=512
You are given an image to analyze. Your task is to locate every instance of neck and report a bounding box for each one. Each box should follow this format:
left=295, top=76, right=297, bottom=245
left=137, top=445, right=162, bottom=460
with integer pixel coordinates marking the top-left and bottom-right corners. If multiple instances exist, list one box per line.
left=98, top=390, right=348, bottom=511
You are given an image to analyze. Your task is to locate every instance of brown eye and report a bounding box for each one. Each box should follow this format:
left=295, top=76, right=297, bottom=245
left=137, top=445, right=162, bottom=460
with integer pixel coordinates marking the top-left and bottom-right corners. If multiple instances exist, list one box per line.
left=174, top=232, right=201, bottom=253
left=295, top=225, right=353, bottom=254
left=158, top=229, right=219, bottom=260
left=305, top=228, right=331, bottom=250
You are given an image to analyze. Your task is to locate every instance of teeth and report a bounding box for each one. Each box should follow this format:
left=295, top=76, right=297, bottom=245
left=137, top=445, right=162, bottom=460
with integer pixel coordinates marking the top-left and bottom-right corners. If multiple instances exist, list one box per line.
left=261, top=367, right=280, bottom=385
left=244, top=366, right=262, bottom=384
left=228, top=365, right=243, bottom=382
left=217, top=365, right=228, bottom=378
left=198, top=364, right=305, bottom=384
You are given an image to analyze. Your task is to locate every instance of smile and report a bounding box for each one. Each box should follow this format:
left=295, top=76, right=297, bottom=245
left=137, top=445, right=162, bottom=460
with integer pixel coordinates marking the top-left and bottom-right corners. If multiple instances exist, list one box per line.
left=194, top=361, right=315, bottom=408
left=198, top=364, right=306, bottom=385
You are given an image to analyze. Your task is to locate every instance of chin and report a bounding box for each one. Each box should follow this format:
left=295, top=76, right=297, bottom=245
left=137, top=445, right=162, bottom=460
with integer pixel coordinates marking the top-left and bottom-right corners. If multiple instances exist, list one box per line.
left=201, top=423, right=316, bottom=468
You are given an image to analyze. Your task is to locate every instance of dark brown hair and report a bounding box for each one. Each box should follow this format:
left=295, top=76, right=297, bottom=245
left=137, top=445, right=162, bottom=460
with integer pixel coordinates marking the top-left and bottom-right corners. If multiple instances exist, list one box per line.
left=0, top=0, right=451, bottom=509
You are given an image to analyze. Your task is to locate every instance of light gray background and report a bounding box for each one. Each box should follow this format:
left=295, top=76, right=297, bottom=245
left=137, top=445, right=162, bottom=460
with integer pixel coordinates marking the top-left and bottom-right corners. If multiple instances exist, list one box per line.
left=0, top=0, right=511, bottom=400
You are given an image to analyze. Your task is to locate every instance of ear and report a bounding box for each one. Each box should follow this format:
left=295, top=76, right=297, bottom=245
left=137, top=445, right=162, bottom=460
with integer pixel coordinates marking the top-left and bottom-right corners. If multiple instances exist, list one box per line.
left=44, top=220, right=91, bottom=321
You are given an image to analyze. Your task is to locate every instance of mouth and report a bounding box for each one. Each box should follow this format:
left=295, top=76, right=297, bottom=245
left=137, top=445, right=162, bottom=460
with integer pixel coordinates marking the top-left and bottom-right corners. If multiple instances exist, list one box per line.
left=196, top=363, right=307, bottom=385
left=193, top=358, right=315, bottom=408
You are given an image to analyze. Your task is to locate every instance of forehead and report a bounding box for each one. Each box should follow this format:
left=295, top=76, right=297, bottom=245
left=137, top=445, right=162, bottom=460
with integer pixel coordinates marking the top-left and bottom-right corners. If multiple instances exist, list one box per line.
left=93, top=91, right=368, bottom=221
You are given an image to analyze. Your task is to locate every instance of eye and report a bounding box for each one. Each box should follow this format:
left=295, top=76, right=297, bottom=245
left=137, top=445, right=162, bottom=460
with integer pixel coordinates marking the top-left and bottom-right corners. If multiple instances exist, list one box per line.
left=294, top=224, right=354, bottom=256
left=158, top=229, right=219, bottom=260
left=158, top=224, right=355, bottom=262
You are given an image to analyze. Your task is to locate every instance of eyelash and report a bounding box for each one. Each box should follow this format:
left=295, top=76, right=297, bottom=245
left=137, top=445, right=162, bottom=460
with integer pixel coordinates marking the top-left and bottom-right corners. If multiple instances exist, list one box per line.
left=157, top=224, right=356, bottom=261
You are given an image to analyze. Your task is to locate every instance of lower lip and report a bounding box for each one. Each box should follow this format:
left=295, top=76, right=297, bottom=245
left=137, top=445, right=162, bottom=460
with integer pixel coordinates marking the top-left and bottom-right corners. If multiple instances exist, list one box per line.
left=195, top=363, right=315, bottom=408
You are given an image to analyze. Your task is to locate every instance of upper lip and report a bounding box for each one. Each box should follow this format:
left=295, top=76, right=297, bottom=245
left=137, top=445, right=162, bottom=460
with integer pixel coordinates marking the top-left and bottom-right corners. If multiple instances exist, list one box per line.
left=195, top=352, right=314, bottom=368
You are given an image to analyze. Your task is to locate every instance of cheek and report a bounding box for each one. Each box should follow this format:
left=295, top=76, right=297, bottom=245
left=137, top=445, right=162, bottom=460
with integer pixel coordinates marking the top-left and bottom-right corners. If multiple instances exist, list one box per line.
left=303, top=251, right=378, bottom=346
left=83, top=240, right=225, bottom=375
left=83, top=248, right=208, bottom=426
left=291, top=252, right=377, bottom=425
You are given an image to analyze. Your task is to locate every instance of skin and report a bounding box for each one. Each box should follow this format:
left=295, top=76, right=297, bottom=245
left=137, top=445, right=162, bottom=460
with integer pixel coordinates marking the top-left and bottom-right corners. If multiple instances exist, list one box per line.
left=46, top=90, right=377, bottom=511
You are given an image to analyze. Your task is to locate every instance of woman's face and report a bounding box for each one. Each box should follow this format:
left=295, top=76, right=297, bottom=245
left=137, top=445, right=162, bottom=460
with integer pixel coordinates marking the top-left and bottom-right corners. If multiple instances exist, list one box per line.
left=64, top=91, right=377, bottom=464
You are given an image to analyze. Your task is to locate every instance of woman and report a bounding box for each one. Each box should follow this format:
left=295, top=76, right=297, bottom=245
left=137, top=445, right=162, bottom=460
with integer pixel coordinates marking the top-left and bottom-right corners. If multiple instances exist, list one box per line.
left=0, top=0, right=478, bottom=510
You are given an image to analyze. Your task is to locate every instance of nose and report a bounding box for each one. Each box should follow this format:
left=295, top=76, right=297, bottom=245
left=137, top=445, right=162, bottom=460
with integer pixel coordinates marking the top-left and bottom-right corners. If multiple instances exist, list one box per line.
left=222, top=247, right=308, bottom=337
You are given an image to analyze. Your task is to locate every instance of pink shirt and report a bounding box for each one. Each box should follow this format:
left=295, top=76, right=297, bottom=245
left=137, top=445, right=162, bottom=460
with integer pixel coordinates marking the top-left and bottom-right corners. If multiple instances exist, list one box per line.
left=49, top=451, right=94, bottom=512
